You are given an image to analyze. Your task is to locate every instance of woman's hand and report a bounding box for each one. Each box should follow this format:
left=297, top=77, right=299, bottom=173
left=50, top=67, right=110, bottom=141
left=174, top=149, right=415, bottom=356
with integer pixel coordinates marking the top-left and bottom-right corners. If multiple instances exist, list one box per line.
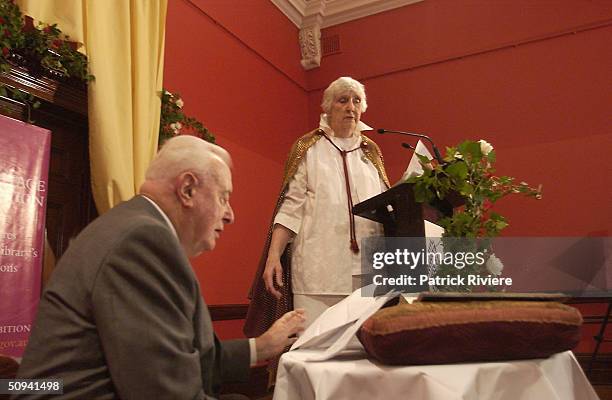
left=263, top=224, right=294, bottom=300
left=263, top=256, right=283, bottom=299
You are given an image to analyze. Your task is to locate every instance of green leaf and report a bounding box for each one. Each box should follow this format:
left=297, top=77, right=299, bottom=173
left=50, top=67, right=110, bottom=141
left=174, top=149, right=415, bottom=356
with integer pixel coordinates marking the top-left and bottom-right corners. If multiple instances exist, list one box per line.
left=460, top=141, right=482, bottom=162
left=458, top=182, right=473, bottom=196
left=444, top=160, right=468, bottom=180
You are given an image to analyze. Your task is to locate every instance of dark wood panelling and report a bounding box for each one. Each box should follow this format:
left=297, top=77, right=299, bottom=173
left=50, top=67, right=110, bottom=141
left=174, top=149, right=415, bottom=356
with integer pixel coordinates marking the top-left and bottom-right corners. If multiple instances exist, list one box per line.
left=209, top=304, right=249, bottom=321
left=0, top=62, right=87, bottom=116
left=577, top=353, right=612, bottom=385
left=0, top=64, right=95, bottom=270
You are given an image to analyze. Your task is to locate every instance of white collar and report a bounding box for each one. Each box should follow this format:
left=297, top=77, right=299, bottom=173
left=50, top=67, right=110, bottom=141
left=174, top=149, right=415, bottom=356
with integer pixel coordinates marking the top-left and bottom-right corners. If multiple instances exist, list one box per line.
left=140, top=195, right=178, bottom=238
left=318, top=113, right=373, bottom=137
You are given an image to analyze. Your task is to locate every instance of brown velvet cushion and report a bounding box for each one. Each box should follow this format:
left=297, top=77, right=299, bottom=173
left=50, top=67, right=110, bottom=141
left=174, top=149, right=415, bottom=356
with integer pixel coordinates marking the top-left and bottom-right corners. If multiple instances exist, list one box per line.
left=357, top=301, right=582, bottom=365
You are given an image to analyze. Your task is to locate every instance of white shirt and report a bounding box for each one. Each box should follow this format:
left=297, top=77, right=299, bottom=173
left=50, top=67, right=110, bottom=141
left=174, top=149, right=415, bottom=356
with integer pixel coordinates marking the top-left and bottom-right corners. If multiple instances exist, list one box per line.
left=274, top=116, right=385, bottom=295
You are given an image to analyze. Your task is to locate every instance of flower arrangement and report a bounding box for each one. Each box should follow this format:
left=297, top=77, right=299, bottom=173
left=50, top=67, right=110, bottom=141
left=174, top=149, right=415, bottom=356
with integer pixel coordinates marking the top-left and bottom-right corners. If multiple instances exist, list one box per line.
left=407, top=139, right=542, bottom=290
left=408, top=139, right=542, bottom=238
left=159, top=89, right=215, bottom=146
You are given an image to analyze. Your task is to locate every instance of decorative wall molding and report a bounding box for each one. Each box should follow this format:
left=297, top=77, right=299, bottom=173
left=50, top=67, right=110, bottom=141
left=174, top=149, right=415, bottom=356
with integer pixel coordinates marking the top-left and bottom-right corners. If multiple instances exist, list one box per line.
left=271, top=0, right=424, bottom=29
left=299, top=25, right=322, bottom=69
left=271, top=0, right=423, bottom=69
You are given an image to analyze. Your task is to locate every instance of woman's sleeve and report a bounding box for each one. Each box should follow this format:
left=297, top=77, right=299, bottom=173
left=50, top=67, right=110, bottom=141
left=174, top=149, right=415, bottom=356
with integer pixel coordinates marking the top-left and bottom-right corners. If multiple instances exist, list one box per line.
left=273, top=157, right=308, bottom=234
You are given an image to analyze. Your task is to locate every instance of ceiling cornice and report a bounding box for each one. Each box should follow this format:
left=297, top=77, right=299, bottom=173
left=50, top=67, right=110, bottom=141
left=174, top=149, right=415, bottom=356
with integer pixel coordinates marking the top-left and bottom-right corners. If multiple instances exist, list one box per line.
left=271, top=0, right=424, bottom=69
left=271, top=0, right=424, bottom=29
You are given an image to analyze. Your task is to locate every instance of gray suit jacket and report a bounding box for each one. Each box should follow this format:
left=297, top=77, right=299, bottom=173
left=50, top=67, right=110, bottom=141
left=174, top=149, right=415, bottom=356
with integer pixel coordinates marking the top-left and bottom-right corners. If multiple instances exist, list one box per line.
left=16, top=196, right=250, bottom=399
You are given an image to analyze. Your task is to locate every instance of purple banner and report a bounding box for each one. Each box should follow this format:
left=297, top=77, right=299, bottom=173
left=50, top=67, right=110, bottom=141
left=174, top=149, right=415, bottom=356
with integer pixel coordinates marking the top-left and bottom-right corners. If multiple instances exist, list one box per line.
left=0, top=115, right=51, bottom=358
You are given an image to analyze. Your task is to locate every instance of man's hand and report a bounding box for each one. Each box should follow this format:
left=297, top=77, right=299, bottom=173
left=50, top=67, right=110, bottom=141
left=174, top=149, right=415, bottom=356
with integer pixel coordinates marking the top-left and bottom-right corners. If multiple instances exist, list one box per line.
left=255, top=309, right=306, bottom=362
left=263, top=257, right=283, bottom=299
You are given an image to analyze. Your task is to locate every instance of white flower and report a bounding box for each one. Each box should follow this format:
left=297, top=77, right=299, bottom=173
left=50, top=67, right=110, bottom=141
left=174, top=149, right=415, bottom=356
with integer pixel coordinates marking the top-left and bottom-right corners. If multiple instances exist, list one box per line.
left=164, top=90, right=172, bottom=96
left=175, top=98, right=184, bottom=108
left=485, top=254, right=504, bottom=275
left=479, top=139, right=493, bottom=155
left=453, top=152, right=463, bottom=159
left=170, top=122, right=182, bottom=134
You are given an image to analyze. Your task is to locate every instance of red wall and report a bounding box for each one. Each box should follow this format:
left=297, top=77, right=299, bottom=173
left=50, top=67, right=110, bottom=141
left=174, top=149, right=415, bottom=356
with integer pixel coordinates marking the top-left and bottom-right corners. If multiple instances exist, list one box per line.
left=165, top=1, right=612, bottom=341
left=164, top=0, right=308, bottom=313
left=308, top=1, right=612, bottom=237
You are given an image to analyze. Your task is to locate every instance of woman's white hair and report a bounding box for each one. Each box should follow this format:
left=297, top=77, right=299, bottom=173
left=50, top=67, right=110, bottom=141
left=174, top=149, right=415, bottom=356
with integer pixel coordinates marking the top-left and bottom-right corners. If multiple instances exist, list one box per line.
left=145, top=135, right=231, bottom=182
left=320, top=76, right=368, bottom=114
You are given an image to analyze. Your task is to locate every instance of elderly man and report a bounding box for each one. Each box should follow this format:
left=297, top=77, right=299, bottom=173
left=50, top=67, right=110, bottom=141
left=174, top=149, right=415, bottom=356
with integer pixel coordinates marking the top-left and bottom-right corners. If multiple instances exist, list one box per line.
left=16, top=136, right=304, bottom=399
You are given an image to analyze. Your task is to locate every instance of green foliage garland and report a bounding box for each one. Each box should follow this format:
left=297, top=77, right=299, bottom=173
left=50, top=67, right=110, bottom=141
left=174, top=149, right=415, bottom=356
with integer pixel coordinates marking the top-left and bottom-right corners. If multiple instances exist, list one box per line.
left=159, top=89, right=215, bottom=146
left=0, top=0, right=93, bottom=112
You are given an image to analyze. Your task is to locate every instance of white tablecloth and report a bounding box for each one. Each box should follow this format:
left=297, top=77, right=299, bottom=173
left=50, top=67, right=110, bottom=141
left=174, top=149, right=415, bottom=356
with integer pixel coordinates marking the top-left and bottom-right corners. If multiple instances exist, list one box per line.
left=274, top=349, right=598, bottom=400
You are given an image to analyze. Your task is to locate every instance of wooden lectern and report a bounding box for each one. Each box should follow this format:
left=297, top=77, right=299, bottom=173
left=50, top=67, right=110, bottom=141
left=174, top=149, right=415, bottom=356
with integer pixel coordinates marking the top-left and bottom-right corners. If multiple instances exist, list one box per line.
left=353, top=183, right=462, bottom=293
left=353, top=182, right=460, bottom=238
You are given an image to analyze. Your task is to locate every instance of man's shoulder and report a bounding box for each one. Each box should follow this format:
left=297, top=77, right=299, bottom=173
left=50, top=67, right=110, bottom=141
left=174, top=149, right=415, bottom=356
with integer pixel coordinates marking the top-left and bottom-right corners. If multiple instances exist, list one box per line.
left=90, top=196, right=166, bottom=233
left=57, top=196, right=174, bottom=268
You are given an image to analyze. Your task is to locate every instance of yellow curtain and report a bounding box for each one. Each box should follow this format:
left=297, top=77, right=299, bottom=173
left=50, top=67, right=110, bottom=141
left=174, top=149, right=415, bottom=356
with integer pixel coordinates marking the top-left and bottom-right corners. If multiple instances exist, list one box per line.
left=17, top=0, right=168, bottom=214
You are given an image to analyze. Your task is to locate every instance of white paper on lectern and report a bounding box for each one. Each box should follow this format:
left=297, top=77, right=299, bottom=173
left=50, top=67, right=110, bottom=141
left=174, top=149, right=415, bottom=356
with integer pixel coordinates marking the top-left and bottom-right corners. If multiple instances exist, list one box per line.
left=396, top=140, right=433, bottom=184
left=425, top=220, right=444, bottom=237
left=424, top=220, right=445, bottom=269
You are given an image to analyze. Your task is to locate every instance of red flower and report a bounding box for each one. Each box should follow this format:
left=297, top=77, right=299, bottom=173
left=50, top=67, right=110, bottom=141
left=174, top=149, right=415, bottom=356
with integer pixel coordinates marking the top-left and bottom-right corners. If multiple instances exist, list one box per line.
left=4, top=29, right=11, bottom=37
left=22, top=16, right=34, bottom=32
left=0, top=17, right=5, bottom=25
left=51, top=39, right=62, bottom=49
left=43, top=26, right=52, bottom=34
left=2, top=47, right=8, bottom=56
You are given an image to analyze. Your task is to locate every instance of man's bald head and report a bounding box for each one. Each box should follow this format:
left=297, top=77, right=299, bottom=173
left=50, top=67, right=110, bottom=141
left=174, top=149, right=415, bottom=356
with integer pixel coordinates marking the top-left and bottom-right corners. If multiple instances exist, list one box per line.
left=141, top=135, right=234, bottom=257
left=145, top=135, right=231, bottom=183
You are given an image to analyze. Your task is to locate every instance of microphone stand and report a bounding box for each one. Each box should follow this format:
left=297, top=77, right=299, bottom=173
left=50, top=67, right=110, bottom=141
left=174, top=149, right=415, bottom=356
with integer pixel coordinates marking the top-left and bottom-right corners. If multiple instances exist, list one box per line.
left=377, top=128, right=444, bottom=164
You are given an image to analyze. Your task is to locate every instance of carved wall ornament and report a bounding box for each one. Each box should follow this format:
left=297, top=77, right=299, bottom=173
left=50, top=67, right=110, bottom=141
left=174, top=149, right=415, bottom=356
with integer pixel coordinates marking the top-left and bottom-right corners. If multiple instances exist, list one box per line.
left=299, top=25, right=321, bottom=70
left=272, top=0, right=424, bottom=70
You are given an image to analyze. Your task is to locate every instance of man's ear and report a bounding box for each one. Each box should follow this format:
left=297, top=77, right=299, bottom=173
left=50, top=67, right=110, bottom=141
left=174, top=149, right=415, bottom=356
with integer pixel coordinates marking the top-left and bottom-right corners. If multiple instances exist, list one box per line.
left=177, top=171, right=198, bottom=207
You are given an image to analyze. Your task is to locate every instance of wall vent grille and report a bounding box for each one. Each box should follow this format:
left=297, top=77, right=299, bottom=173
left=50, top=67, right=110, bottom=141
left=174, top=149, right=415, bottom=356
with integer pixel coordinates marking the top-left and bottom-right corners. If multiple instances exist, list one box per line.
left=321, top=35, right=341, bottom=56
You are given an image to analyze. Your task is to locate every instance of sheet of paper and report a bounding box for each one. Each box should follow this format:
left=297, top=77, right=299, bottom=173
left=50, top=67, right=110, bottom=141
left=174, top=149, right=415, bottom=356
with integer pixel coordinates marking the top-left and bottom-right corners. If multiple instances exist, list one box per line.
left=305, top=291, right=400, bottom=361
left=291, top=286, right=382, bottom=351
left=396, top=140, right=433, bottom=184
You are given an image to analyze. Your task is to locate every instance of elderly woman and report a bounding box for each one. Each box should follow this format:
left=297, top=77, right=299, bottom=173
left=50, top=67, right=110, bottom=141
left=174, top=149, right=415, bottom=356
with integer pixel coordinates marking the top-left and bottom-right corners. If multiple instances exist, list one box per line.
left=245, top=77, right=389, bottom=336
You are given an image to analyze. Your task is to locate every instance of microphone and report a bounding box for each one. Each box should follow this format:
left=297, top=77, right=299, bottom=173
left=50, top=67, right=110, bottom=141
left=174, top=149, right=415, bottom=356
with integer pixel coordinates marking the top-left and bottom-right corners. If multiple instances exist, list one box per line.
left=377, top=128, right=444, bottom=164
